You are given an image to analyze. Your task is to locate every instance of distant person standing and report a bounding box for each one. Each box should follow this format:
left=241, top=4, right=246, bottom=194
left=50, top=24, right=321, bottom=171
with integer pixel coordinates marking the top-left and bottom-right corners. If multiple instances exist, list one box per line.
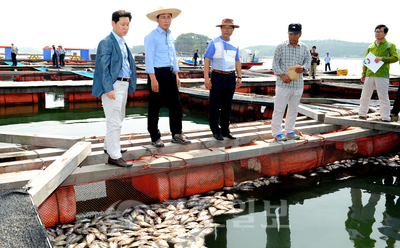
left=359, top=24, right=399, bottom=122
left=193, top=49, right=199, bottom=66
left=389, top=60, right=400, bottom=121
left=204, top=18, right=242, bottom=141
left=144, top=7, right=191, bottom=147
left=92, top=10, right=137, bottom=167
left=324, top=52, right=331, bottom=71
left=11, top=43, right=18, bottom=66
left=58, top=45, right=65, bottom=67
left=53, top=45, right=60, bottom=68
left=309, top=46, right=318, bottom=79
left=271, top=23, right=311, bottom=142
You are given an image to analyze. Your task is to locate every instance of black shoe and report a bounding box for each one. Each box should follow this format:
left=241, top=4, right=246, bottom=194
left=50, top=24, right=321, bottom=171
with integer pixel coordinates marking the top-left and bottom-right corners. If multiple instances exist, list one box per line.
left=104, top=149, right=127, bottom=154
left=108, top=156, right=133, bottom=167
left=222, top=133, right=236, bottom=139
left=213, top=134, right=224, bottom=140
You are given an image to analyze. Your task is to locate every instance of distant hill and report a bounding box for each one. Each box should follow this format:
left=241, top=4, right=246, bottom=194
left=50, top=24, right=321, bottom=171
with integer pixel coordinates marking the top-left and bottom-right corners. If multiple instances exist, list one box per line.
left=18, top=47, right=42, bottom=54
left=244, top=39, right=400, bottom=58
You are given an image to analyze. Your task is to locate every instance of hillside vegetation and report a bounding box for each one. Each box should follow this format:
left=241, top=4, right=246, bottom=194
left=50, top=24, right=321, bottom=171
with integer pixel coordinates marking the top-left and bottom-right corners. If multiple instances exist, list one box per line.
left=129, top=34, right=400, bottom=59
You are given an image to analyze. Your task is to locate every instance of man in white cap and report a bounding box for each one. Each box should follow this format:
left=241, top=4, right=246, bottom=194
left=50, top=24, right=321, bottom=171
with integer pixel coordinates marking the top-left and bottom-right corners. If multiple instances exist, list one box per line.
left=144, top=7, right=191, bottom=147
left=204, top=18, right=242, bottom=140
left=271, top=23, right=311, bottom=142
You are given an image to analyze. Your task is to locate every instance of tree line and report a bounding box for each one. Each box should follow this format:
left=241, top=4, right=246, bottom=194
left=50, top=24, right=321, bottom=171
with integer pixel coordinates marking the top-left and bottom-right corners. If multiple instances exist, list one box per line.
left=120, top=34, right=400, bottom=59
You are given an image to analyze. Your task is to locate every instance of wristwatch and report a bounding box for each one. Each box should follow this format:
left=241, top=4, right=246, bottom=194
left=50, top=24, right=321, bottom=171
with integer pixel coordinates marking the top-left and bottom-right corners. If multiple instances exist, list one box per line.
left=237, top=76, right=242, bottom=79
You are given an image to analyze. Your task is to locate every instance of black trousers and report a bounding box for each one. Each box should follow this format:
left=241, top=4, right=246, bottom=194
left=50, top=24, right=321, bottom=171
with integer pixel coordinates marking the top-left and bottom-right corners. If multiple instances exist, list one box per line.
left=325, top=63, right=331, bottom=71
left=60, top=54, right=65, bottom=66
left=147, top=68, right=183, bottom=142
left=209, top=72, right=235, bottom=135
left=11, top=53, right=17, bottom=66
left=392, top=84, right=400, bottom=115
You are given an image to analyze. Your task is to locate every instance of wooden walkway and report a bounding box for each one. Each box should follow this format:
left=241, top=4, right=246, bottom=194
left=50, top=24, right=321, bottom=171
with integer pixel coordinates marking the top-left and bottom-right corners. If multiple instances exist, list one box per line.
left=0, top=97, right=399, bottom=202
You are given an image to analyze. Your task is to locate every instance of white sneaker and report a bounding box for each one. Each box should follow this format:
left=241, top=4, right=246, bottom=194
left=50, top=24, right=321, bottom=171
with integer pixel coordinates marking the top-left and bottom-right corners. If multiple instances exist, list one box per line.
left=286, top=132, right=300, bottom=140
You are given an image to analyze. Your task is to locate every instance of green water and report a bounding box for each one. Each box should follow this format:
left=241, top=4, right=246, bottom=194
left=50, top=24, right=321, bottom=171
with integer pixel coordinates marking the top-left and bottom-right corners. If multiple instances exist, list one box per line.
left=204, top=165, right=400, bottom=248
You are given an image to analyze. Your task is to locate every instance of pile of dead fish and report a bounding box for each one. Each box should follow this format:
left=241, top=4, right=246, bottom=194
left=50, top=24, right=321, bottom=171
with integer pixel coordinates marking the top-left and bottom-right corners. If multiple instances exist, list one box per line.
left=225, top=154, right=400, bottom=191
left=47, top=191, right=243, bottom=248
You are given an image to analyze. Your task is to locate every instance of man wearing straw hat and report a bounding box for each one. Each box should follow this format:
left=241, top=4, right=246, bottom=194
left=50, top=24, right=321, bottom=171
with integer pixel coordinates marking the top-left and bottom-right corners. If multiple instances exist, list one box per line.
left=144, top=7, right=191, bottom=147
left=92, top=10, right=137, bottom=167
left=204, top=18, right=242, bottom=141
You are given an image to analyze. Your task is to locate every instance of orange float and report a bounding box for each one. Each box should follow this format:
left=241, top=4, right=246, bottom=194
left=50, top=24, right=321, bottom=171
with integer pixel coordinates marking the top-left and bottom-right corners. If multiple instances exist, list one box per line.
left=38, top=186, right=76, bottom=227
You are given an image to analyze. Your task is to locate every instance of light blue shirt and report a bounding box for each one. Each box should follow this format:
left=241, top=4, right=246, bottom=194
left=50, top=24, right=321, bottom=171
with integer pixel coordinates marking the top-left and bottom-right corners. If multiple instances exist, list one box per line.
left=272, top=40, right=311, bottom=90
left=144, top=26, right=179, bottom=73
left=111, top=31, right=131, bottom=78
left=325, top=55, right=331, bottom=63
left=204, top=36, right=240, bottom=72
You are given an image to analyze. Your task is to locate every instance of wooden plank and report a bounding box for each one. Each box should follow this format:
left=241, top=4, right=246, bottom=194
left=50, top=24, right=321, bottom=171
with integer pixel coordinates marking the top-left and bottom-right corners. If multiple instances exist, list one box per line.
left=26, top=142, right=91, bottom=206
left=0, top=170, right=41, bottom=190
left=0, top=148, right=67, bottom=162
left=325, top=116, right=400, bottom=133
left=298, top=104, right=325, bottom=121
left=0, top=131, right=85, bottom=149
left=80, top=123, right=340, bottom=166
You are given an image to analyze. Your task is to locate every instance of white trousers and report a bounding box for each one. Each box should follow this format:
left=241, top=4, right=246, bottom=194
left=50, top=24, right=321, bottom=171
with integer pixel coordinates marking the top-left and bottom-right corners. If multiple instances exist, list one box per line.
left=102, top=81, right=129, bottom=159
left=359, top=77, right=390, bottom=121
left=271, top=86, right=303, bottom=137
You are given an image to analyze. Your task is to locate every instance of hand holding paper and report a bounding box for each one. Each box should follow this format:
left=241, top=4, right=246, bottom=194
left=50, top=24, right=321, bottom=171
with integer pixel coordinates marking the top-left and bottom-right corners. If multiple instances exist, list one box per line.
left=362, top=52, right=384, bottom=73
left=288, top=65, right=303, bottom=80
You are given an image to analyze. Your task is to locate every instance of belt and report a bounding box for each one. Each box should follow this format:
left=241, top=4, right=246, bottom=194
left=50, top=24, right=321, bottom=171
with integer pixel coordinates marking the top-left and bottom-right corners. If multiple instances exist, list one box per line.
left=155, top=67, right=174, bottom=71
left=117, top=77, right=130, bottom=82
left=213, top=69, right=235, bottom=75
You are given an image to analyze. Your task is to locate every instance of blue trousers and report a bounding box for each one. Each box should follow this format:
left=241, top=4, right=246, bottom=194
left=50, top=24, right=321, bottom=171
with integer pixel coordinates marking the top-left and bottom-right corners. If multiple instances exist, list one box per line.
left=209, top=72, right=235, bottom=135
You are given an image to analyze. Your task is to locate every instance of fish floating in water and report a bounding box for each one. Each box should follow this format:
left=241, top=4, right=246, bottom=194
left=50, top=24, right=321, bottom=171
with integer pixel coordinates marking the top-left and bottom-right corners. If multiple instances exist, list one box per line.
left=47, top=190, right=244, bottom=248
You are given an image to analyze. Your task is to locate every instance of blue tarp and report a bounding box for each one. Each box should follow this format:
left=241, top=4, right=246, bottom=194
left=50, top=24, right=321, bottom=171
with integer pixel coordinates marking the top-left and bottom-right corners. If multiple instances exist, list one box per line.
left=33, top=67, right=94, bottom=78
left=3, top=61, right=24, bottom=66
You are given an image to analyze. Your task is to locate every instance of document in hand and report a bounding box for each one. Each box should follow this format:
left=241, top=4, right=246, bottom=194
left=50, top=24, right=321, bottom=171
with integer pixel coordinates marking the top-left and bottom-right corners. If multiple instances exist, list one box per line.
left=362, top=52, right=384, bottom=73
left=288, top=65, right=303, bottom=80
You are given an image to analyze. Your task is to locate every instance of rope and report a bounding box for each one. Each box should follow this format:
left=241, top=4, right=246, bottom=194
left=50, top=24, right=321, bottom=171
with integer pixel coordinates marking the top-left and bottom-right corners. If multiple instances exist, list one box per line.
left=197, top=138, right=213, bottom=151
left=89, top=136, right=103, bottom=143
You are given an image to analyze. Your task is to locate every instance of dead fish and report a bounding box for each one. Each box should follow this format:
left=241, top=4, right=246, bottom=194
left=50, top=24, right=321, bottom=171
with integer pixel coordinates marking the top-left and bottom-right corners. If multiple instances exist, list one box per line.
left=187, top=240, right=200, bottom=248
left=119, top=237, right=136, bottom=246
left=109, top=241, right=118, bottom=248
left=195, top=236, right=205, bottom=246
left=291, top=174, right=306, bottom=179
left=200, top=227, right=214, bottom=236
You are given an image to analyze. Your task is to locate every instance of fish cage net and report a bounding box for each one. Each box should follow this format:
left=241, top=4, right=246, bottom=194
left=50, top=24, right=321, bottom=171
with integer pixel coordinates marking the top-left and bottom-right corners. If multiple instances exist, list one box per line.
left=39, top=131, right=400, bottom=228
left=38, top=132, right=399, bottom=247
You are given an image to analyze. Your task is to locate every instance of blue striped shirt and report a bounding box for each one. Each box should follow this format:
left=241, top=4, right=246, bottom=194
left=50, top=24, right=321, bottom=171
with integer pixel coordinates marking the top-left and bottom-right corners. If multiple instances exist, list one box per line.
left=111, top=31, right=131, bottom=78
left=144, top=26, right=179, bottom=73
left=272, top=40, right=311, bottom=89
left=204, top=36, right=240, bottom=71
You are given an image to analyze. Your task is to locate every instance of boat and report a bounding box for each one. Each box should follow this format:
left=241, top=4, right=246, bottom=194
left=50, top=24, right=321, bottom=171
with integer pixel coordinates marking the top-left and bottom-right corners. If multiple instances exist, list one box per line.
left=322, top=70, right=338, bottom=75
left=240, top=49, right=264, bottom=69
left=180, top=58, right=199, bottom=66
left=322, top=69, right=348, bottom=76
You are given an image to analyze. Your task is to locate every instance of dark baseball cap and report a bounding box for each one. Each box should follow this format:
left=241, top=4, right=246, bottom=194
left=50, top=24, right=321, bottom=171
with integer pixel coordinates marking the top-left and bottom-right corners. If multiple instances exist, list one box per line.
left=288, top=23, right=302, bottom=34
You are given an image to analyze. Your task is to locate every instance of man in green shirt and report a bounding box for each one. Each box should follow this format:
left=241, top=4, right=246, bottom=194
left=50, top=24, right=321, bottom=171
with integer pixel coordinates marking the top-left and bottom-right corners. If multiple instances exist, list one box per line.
left=359, top=24, right=399, bottom=122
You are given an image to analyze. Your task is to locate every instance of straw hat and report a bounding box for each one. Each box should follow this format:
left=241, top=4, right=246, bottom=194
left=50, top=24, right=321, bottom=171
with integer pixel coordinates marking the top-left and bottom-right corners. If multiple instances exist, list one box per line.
left=146, top=6, right=181, bottom=22
left=216, top=18, right=239, bottom=28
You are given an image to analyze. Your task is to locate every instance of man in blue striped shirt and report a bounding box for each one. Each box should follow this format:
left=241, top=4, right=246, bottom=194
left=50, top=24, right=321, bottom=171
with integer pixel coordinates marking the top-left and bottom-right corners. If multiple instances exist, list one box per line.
left=145, top=7, right=191, bottom=147
left=271, top=23, right=311, bottom=142
left=204, top=18, right=242, bottom=140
